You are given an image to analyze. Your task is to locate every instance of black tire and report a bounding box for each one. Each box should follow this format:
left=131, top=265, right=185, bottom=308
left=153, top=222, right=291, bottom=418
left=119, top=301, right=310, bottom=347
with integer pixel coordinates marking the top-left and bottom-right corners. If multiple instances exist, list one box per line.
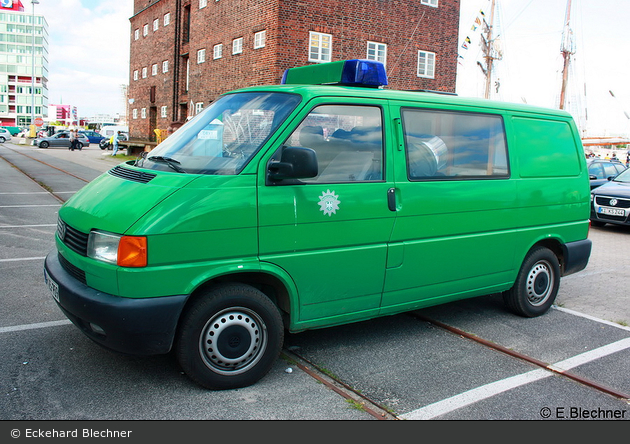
left=39, top=141, right=49, bottom=148
left=77, top=143, right=83, bottom=150
left=176, top=283, right=284, bottom=390
left=0, top=136, right=5, bottom=143
left=503, top=246, right=560, bottom=317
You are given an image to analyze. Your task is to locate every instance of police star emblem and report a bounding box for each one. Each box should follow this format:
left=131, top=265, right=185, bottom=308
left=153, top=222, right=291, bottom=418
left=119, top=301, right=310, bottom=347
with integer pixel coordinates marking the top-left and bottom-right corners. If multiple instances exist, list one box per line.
left=318, top=190, right=340, bottom=217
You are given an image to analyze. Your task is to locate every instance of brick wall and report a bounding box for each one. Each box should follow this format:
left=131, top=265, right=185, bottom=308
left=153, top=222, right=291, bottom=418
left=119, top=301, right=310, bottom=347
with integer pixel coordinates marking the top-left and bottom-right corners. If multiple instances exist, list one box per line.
left=129, top=0, right=460, bottom=141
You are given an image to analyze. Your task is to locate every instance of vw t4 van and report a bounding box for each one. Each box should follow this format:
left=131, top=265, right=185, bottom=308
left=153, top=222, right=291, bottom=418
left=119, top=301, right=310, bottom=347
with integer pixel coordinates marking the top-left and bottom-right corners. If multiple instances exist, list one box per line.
left=44, top=60, right=592, bottom=389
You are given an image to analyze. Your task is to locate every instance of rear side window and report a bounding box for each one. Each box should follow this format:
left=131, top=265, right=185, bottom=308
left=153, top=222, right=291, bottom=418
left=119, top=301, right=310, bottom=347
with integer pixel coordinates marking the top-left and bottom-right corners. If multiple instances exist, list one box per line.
left=512, top=117, right=580, bottom=178
left=401, top=108, right=508, bottom=180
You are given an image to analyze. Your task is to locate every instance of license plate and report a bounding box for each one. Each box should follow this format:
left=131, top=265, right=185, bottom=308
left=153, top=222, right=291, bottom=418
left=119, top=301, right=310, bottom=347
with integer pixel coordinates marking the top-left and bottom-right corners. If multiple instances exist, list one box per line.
left=44, top=269, right=60, bottom=303
left=598, top=207, right=625, bottom=216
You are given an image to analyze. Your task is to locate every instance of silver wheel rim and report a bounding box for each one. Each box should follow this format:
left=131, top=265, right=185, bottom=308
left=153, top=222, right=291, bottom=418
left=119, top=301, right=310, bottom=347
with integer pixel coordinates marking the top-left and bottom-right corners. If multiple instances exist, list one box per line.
left=199, top=307, right=268, bottom=376
left=526, top=260, right=554, bottom=306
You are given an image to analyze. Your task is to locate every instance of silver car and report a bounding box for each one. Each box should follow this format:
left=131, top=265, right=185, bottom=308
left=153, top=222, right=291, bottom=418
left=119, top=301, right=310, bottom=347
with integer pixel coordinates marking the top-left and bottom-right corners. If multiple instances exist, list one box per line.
left=0, top=127, right=12, bottom=143
left=33, top=131, right=90, bottom=149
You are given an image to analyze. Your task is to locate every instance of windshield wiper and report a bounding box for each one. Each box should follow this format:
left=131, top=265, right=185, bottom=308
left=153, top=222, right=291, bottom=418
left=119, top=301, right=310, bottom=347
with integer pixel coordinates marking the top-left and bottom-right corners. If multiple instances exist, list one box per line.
left=147, top=155, right=187, bottom=173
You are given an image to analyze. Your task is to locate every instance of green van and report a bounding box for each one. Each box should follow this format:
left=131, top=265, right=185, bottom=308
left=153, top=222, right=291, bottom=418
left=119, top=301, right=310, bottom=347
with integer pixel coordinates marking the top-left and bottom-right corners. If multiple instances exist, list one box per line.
left=44, top=60, right=592, bottom=389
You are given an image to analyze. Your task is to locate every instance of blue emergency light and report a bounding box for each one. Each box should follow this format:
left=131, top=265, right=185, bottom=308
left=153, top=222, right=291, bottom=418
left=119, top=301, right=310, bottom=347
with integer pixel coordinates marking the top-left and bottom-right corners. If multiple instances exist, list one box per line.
left=281, top=59, right=388, bottom=88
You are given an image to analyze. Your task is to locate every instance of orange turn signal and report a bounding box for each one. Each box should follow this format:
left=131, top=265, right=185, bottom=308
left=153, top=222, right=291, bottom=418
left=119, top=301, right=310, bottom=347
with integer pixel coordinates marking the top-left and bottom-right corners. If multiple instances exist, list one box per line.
left=117, top=236, right=148, bottom=267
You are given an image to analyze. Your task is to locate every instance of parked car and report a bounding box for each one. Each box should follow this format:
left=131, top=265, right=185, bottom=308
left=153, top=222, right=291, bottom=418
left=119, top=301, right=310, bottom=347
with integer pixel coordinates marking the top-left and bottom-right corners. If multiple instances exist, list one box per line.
left=0, top=127, right=12, bottom=143
left=586, top=158, right=627, bottom=189
left=79, top=130, right=106, bottom=144
left=590, top=167, right=630, bottom=227
left=99, top=131, right=128, bottom=150
left=32, top=131, right=90, bottom=149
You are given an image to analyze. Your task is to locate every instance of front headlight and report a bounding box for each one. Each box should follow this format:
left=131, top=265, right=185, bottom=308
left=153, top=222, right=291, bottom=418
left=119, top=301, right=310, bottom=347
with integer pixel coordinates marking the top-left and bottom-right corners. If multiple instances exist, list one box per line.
left=87, top=230, right=121, bottom=264
left=88, top=230, right=147, bottom=267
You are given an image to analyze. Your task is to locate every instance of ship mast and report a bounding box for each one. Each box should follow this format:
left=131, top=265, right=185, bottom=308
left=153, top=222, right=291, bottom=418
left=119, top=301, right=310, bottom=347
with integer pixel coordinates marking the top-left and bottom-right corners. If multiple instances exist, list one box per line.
left=478, top=0, right=502, bottom=99
left=559, top=0, right=575, bottom=110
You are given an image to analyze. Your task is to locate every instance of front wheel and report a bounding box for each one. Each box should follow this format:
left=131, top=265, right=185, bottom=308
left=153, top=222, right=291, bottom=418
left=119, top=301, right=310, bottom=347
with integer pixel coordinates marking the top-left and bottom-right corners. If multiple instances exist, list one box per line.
left=503, top=246, right=560, bottom=317
left=176, top=283, right=284, bottom=390
left=39, top=141, right=49, bottom=148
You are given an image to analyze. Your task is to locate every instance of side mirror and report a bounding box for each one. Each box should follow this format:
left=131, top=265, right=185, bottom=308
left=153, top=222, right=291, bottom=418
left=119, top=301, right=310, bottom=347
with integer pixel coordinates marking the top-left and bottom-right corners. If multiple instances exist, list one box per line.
left=268, top=146, right=318, bottom=180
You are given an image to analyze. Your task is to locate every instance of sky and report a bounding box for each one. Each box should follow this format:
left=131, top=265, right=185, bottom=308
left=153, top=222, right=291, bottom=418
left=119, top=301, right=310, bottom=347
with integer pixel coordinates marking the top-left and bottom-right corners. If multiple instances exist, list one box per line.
left=457, top=0, right=630, bottom=137
left=31, top=0, right=630, bottom=137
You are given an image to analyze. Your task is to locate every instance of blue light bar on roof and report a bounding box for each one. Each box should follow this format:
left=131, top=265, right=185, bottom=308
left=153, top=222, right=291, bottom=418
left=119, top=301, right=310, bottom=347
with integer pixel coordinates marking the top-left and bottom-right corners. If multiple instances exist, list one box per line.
left=281, top=59, right=388, bottom=88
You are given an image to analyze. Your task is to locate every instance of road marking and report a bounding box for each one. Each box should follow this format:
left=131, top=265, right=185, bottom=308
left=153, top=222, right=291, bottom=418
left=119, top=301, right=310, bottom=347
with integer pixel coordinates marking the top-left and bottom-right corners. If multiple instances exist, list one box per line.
left=400, top=337, right=630, bottom=420
left=554, top=306, right=630, bottom=332
left=0, top=319, right=72, bottom=334
left=0, top=257, right=46, bottom=262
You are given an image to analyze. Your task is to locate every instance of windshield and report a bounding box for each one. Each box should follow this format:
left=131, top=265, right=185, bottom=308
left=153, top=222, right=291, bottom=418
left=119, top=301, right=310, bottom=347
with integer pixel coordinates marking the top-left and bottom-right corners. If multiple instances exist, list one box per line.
left=136, top=92, right=301, bottom=175
left=613, top=167, right=630, bottom=183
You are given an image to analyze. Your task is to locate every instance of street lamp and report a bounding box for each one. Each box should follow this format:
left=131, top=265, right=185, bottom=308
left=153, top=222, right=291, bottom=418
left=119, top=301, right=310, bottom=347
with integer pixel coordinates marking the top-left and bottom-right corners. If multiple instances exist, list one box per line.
left=31, top=0, right=39, bottom=134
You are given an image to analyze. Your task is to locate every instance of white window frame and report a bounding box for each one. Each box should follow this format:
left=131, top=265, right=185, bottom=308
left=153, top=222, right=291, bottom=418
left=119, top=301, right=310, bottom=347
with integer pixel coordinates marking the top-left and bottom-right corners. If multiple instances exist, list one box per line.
left=421, top=0, right=438, bottom=6
left=143, top=24, right=148, bottom=36
left=309, top=31, right=332, bottom=63
left=199, top=0, right=208, bottom=8
left=141, top=108, right=147, bottom=119
left=254, top=30, right=266, bottom=49
left=133, top=70, right=138, bottom=81
left=164, top=13, right=170, bottom=26
left=417, top=50, right=436, bottom=78
left=142, top=67, right=147, bottom=78
left=197, top=48, right=206, bottom=64
left=232, top=37, right=243, bottom=55
left=161, top=106, right=167, bottom=118
left=195, top=102, right=204, bottom=114
left=162, top=60, right=169, bottom=73
left=152, top=64, right=158, bottom=76
left=213, top=44, right=223, bottom=59
left=134, top=29, right=139, bottom=41
left=153, top=19, right=159, bottom=31
left=132, top=109, right=138, bottom=119
left=366, top=41, right=387, bottom=65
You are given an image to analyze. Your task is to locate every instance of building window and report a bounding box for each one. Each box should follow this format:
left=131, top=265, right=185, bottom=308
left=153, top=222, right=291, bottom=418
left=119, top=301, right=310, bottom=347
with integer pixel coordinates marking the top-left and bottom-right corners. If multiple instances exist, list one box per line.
left=162, top=60, right=169, bottom=73
left=141, top=108, right=147, bottom=119
left=197, top=48, right=206, bottom=64
left=161, top=106, right=167, bottom=118
left=195, top=102, right=203, bottom=114
left=213, top=44, right=223, bottom=59
left=199, top=0, right=208, bottom=8
left=153, top=19, right=159, bottom=31
left=254, top=30, right=266, bottom=49
left=309, top=31, right=332, bottom=63
left=143, top=24, right=148, bottom=36
left=152, top=64, right=158, bottom=76
left=417, top=50, right=436, bottom=78
left=421, top=0, right=438, bottom=6
left=232, top=37, right=243, bottom=55
left=134, top=29, right=139, bottom=40
left=164, top=13, right=170, bottom=26
left=367, top=41, right=387, bottom=65
left=133, top=70, right=138, bottom=81
left=142, top=67, right=147, bottom=78
left=133, top=109, right=138, bottom=119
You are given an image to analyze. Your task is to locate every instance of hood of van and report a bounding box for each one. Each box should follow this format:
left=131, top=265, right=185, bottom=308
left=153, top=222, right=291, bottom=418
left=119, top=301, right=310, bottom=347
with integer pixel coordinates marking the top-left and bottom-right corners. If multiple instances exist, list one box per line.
left=59, top=165, right=198, bottom=235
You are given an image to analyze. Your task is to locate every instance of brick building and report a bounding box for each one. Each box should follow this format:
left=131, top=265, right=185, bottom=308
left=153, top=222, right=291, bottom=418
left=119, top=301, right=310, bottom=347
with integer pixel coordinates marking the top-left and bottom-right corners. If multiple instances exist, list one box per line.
left=128, top=0, right=460, bottom=141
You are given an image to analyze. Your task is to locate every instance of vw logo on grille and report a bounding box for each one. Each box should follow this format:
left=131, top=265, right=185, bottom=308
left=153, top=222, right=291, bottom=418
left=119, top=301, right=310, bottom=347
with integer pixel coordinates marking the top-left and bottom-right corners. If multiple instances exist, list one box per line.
left=609, top=198, right=618, bottom=206
left=57, top=221, right=67, bottom=241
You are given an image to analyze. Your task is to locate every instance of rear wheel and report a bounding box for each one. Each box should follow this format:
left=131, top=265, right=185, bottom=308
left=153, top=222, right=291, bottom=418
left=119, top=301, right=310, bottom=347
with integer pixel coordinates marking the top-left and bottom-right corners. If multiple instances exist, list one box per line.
left=176, top=283, right=284, bottom=390
left=503, top=246, right=560, bottom=317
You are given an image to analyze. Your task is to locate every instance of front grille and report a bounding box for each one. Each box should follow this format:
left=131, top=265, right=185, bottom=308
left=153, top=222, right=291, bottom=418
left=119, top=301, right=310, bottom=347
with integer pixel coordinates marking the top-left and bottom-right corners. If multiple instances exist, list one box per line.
left=58, top=253, right=86, bottom=284
left=57, top=218, right=88, bottom=256
left=594, top=195, right=630, bottom=208
left=108, top=165, right=156, bottom=184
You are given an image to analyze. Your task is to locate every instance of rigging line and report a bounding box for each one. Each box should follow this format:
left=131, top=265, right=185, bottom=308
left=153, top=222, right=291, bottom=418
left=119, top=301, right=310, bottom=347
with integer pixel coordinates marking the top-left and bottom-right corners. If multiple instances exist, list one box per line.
left=388, top=10, right=426, bottom=78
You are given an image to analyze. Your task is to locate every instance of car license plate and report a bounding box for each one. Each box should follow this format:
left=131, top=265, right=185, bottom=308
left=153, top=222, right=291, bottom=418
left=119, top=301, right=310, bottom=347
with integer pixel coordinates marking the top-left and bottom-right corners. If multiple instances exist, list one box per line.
left=598, top=207, right=625, bottom=216
left=44, top=268, right=60, bottom=303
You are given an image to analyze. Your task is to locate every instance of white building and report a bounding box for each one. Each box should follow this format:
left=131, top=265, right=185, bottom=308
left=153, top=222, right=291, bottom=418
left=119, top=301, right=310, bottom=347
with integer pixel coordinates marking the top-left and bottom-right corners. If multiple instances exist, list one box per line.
left=0, top=1, right=48, bottom=128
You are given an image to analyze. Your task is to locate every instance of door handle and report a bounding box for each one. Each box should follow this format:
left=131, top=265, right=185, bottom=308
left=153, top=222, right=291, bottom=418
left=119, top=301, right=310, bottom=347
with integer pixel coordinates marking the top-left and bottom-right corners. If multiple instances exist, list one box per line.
left=387, top=187, right=397, bottom=212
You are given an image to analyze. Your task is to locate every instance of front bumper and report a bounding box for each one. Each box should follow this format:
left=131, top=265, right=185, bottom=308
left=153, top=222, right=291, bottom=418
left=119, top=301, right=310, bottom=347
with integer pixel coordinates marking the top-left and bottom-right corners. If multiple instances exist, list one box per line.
left=44, top=250, right=188, bottom=355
